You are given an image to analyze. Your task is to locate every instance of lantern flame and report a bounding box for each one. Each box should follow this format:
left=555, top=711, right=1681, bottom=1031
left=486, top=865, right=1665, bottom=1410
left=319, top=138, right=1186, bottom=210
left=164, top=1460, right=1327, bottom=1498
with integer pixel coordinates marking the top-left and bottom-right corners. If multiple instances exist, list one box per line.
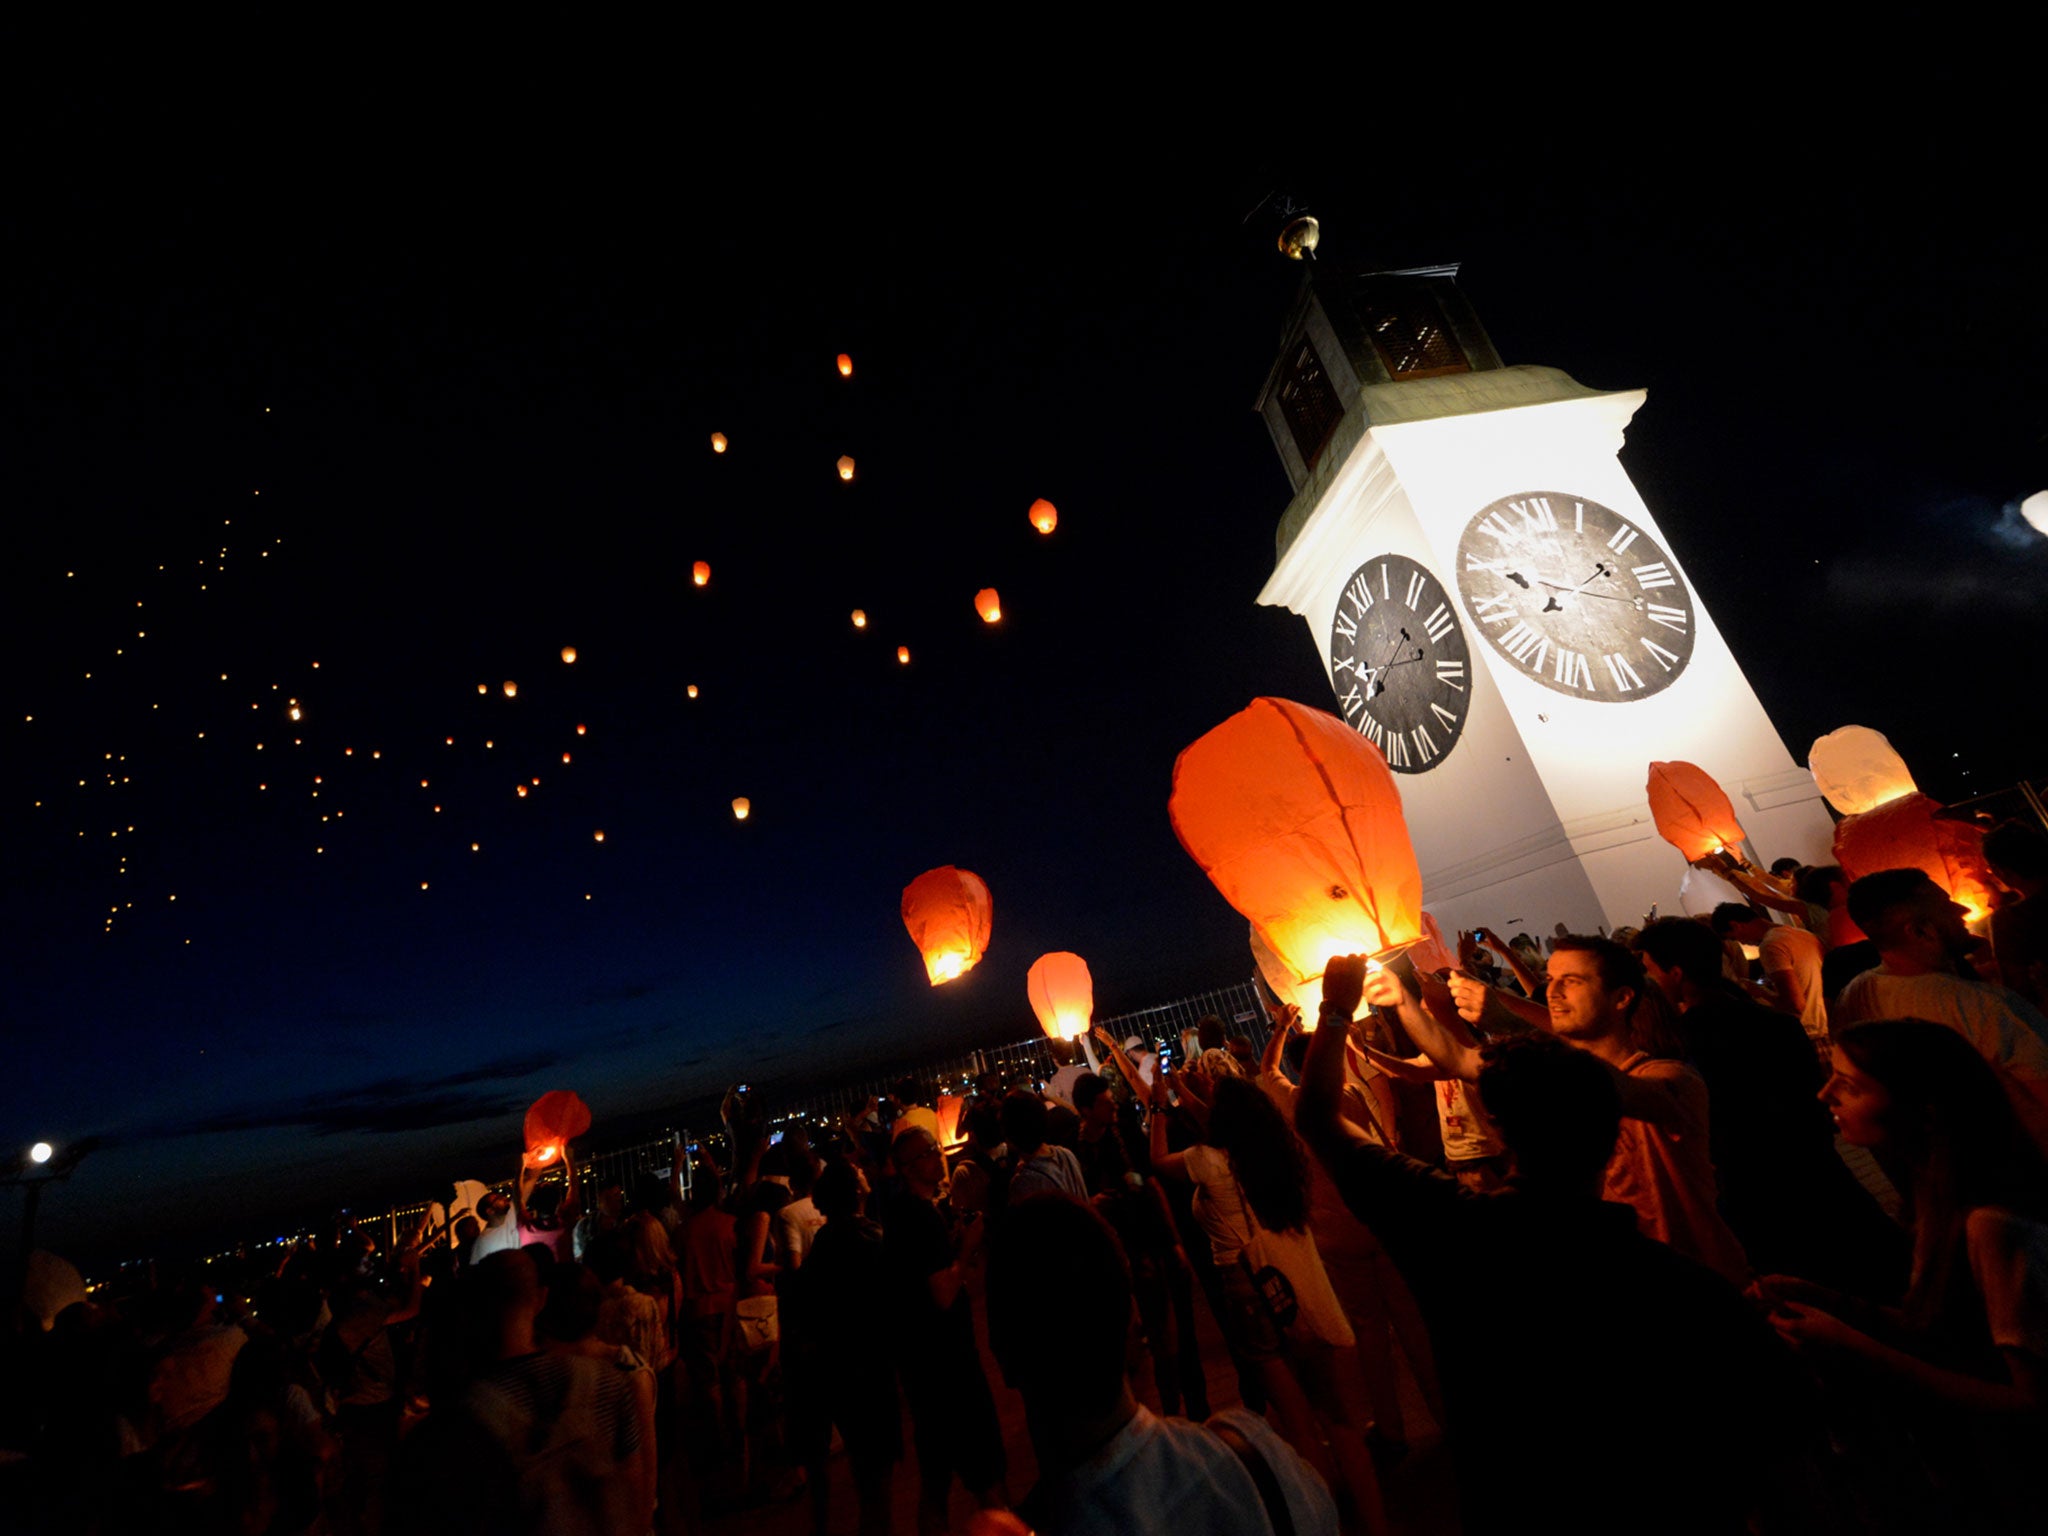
left=974, top=588, right=1002, bottom=623
left=1646, top=761, right=1749, bottom=865
left=692, top=560, right=710, bottom=587
left=1029, top=498, right=1058, bottom=535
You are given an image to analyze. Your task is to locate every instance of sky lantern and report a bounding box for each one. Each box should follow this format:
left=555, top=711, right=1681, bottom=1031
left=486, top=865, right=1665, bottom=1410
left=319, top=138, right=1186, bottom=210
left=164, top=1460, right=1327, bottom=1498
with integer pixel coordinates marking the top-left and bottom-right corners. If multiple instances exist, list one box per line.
left=1250, top=924, right=1326, bottom=1030
left=576, top=724, right=586, bottom=735
left=593, top=830, right=605, bottom=842
left=935, top=1093, right=968, bottom=1148
left=710, top=431, right=728, bottom=453
left=1027, top=951, right=1095, bottom=1041
left=1645, top=760, right=1749, bottom=864
left=836, top=353, right=853, bottom=377
left=1029, top=498, right=1058, bottom=534
left=901, top=865, right=993, bottom=985
left=524, top=1089, right=591, bottom=1167
left=1809, top=725, right=1918, bottom=816
left=1834, top=791, right=2000, bottom=923
left=851, top=609, right=867, bottom=628
left=732, top=797, right=751, bottom=820
left=503, top=681, right=518, bottom=699
left=897, top=646, right=910, bottom=664
left=837, top=456, right=856, bottom=481
left=692, top=560, right=710, bottom=587
left=686, top=684, right=699, bottom=699
left=561, top=646, right=577, bottom=664
left=1169, top=696, right=1424, bottom=982
left=975, top=588, right=1002, bottom=623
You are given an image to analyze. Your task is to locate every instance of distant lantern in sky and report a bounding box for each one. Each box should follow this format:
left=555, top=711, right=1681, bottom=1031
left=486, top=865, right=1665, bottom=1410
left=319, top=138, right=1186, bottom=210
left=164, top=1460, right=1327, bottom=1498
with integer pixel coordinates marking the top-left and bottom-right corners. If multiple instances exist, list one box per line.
left=686, top=684, right=699, bottom=699
left=478, top=684, right=487, bottom=694
left=901, top=866, right=993, bottom=985
left=1029, top=498, right=1058, bottom=534
left=851, top=609, right=867, bottom=628
left=593, top=830, right=605, bottom=842
left=561, top=646, right=577, bottom=664
left=576, top=724, right=586, bottom=736
left=731, top=797, right=751, bottom=821
left=517, top=785, right=528, bottom=797
left=562, top=752, right=572, bottom=763
left=710, top=431, right=728, bottom=454
left=1169, top=696, right=1425, bottom=982
left=503, top=681, right=518, bottom=698
left=836, top=456, right=856, bottom=481
left=896, top=646, right=910, bottom=664
left=692, top=560, right=710, bottom=587
left=1645, top=761, right=1749, bottom=864
left=1026, top=951, right=1095, bottom=1042
left=975, top=588, right=1002, bottom=623
left=836, top=353, right=853, bottom=377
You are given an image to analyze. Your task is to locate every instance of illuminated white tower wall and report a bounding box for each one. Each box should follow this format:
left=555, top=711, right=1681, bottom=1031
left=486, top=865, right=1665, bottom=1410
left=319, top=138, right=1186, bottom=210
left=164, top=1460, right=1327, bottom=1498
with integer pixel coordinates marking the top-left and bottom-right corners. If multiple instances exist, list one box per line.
left=1254, top=263, right=1834, bottom=937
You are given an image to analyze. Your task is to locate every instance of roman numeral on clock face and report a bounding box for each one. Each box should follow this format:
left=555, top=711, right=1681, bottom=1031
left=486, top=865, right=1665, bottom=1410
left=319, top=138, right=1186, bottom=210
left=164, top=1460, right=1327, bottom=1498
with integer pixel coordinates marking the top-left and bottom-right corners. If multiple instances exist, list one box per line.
left=1500, top=621, right=1548, bottom=672
left=1606, top=524, right=1639, bottom=555
left=1479, top=511, right=1520, bottom=545
left=1333, top=609, right=1358, bottom=643
left=1385, top=732, right=1410, bottom=768
left=1423, top=603, right=1454, bottom=643
left=1466, top=552, right=1508, bottom=576
left=1411, top=725, right=1439, bottom=763
left=1642, top=638, right=1680, bottom=671
left=1605, top=653, right=1644, bottom=692
left=1508, top=496, right=1556, bottom=534
left=1632, top=562, right=1677, bottom=590
left=1646, top=603, right=1688, bottom=631
left=1339, top=683, right=1363, bottom=715
left=1346, top=573, right=1374, bottom=614
left=1358, top=713, right=1385, bottom=748
left=1435, top=658, right=1466, bottom=691
left=1430, top=701, right=1459, bottom=730
left=1473, top=592, right=1516, bottom=625
left=1552, top=649, right=1592, bottom=690
left=1405, top=570, right=1427, bottom=609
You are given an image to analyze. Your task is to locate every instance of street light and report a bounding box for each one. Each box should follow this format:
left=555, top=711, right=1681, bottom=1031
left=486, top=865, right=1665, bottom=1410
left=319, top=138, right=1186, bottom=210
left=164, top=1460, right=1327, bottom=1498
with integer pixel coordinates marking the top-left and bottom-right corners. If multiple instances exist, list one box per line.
left=29, top=1142, right=52, bottom=1165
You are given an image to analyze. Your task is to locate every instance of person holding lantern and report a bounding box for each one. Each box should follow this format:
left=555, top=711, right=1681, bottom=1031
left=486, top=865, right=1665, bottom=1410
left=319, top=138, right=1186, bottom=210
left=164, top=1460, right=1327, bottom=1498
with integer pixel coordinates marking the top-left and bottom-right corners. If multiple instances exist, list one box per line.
left=1834, top=868, right=2048, bottom=1154
left=1377, top=936, right=1750, bottom=1283
left=1296, top=960, right=1814, bottom=1536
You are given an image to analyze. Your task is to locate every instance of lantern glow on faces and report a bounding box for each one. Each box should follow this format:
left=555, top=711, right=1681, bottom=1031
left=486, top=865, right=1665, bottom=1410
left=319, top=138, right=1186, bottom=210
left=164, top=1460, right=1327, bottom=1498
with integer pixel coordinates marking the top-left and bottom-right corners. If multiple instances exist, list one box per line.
left=1169, top=697, right=1425, bottom=980
left=901, top=866, right=993, bottom=985
left=836, top=456, right=855, bottom=482
left=1026, top=952, right=1095, bottom=1042
left=1809, top=726, right=1919, bottom=816
left=692, top=561, right=710, bottom=587
left=1645, top=761, right=1749, bottom=863
left=732, top=797, right=750, bottom=820
left=1029, top=498, right=1057, bottom=535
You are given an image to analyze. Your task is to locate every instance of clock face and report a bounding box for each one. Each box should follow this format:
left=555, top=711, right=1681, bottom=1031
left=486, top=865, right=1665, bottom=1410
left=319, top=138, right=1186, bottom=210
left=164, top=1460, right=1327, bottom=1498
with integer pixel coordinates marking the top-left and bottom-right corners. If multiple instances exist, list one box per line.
left=1454, top=492, right=1697, bottom=701
left=1327, top=553, right=1470, bottom=773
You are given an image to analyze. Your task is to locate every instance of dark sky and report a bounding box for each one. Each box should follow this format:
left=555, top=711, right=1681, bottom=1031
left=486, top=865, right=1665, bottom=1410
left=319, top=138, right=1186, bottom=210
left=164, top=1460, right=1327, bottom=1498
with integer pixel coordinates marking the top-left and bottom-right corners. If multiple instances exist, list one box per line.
left=6, top=80, right=2041, bottom=1265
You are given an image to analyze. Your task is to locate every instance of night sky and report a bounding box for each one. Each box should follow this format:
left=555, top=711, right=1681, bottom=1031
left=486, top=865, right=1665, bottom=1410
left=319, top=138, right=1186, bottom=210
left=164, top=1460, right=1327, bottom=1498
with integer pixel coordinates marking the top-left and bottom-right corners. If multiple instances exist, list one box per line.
left=6, top=83, right=2041, bottom=1267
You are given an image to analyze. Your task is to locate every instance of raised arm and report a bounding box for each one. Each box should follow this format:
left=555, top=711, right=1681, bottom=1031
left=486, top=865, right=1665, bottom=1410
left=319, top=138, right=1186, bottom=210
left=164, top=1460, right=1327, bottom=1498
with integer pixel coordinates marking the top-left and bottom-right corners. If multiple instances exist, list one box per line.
left=1146, top=1069, right=1191, bottom=1179
left=1474, top=927, right=1542, bottom=998
left=1370, top=967, right=1485, bottom=1082
left=1297, top=956, right=1370, bottom=1170
left=1090, top=1028, right=1147, bottom=1098
left=1701, top=855, right=1807, bottom=919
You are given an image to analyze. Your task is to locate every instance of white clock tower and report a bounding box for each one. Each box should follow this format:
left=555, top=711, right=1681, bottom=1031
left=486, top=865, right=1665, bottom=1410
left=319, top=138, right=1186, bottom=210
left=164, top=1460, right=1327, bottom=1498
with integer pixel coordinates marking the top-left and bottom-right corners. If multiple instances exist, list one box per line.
left=1254, top=255, right=1835, bottom=936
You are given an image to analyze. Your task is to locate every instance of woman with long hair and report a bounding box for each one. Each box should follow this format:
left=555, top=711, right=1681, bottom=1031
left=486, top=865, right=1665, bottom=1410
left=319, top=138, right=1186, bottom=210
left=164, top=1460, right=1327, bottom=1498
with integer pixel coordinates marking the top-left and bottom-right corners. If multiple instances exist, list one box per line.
left=1150, top=1068, right=1387, bottom=1534
left=1756, top=1017, right=2048, bottom=1524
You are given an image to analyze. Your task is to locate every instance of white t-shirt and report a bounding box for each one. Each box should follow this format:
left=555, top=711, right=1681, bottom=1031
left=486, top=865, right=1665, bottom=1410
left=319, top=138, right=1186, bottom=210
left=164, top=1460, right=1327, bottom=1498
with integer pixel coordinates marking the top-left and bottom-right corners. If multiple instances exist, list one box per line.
left=1024, top=1404, right=1337, bottom=1536
left=1836, top=967, right=2048, bottom=1153
left=775, top=1196, right=826, bottom=1269
left=1182, top=1146, right=1353, bottom=1348
left=1435, top=1078, right=1506, bottom=1162
left=1760, top=923, right=1827, bottom=1038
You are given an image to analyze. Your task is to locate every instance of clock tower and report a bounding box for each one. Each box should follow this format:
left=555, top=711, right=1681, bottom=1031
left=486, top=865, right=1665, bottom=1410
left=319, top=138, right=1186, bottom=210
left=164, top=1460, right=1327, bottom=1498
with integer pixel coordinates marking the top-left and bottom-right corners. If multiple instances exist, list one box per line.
left=1254, top=257, right=1835, bottom=935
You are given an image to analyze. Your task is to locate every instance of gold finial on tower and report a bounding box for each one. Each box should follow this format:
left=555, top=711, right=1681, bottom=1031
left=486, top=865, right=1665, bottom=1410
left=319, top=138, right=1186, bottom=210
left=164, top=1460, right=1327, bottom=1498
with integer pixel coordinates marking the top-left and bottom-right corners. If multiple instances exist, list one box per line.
left=1277, top=214, right=1320, bottom=261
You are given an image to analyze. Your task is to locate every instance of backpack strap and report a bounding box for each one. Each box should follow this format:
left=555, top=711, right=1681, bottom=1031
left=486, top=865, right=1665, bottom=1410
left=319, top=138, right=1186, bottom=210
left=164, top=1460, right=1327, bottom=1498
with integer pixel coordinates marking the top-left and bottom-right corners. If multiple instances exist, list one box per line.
left=1210, top=1417, right=1296, bottom=1536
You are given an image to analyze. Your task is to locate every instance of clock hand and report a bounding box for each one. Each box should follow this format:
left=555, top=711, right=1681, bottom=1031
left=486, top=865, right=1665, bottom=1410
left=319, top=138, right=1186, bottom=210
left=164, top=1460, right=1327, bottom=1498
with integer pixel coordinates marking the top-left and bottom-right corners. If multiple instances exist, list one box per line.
left=1503, top=571, right=1532, bottom=590
left=1535, top=582, right=1645, bottom=608
left=1370, top=629, right=1411, bottom=696
left=1382, top=650, right=1427, bottom=670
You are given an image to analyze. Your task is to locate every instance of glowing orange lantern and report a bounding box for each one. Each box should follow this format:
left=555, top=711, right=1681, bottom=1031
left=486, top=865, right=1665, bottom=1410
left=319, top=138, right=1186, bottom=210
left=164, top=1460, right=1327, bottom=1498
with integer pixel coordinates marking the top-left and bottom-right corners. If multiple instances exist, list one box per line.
left=517, top=785, right=528, bottom=797
left=1029, top=498, right=1057, bottom=535
left=710, top=432, right=728, bottom=453
left=851, top=609, right=867, bottom=628
left=503, top=681, right=518, bottom=699
left=1809, top=725, right=1918, bottom=816
left=686, top=684, right=699, bottom=699
left=836, top=456, right=855, bottom=481
left=1408, top=911, right=1458, bottom=977
left=1027, top=952, right=1094, bottom=1042
left=836, top=353, right=853, bottom=377
left=1169, top=697, right=1424, bottom=980
left=897, top=646, right=910, bottom=664
left=524, top=1090, right=591, bottom=1166
left=975, top=588, right=1002, bottom=623
left=561, top=646, right=577, bottom=664
left=576, top=724, right=586, bottom=736
left=692, top=561, right=710, bottom=587
left=935, top=1093, right=967, bottom=1148
left=1250, top=924, right=1325, bottom=1030
left=732, top=797, right=750, bottom=820
left=1645, top=760, right=1748, bottom=864
left=901, top=865, right=993, bottom=985
left=1834, top=791, right=1999, bottom=923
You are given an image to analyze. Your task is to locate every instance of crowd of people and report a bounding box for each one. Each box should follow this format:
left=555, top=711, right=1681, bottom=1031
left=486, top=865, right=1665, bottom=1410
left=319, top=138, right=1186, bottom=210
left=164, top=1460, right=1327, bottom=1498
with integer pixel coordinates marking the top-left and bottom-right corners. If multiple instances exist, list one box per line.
left=6, top=818, right=2048, bottom=1535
